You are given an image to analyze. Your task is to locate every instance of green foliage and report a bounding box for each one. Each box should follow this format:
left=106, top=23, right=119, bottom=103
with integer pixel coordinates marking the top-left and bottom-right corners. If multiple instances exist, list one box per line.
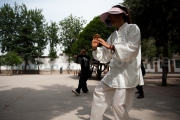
left=123, top=0, right=180, bottom=55
left=123, top=0, right=180, bottom=85
left=0, top=3, right=19, bottom=52
left=46, top=21, right=59, bottom=72
left=46, top=21, right=60, bottom=49
left=46, top=21, right=59, bottom=71
left=59, top=14, right=86, bottom=63
left=71, top=16, right=115, bottom=57
left=3, top=52, right=23, bottom=68
left=48, top=48, right=57, bottom=62
left=0, top=3, right=47, bottom=70
left=0, top=56, right=4, bottom=66
left=141, top=38, right=157, bottom=62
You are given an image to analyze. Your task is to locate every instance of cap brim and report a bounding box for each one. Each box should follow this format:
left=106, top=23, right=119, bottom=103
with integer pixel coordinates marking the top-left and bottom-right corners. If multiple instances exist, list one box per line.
left=100, top=12, right=109, bottom=23
left=99, top=7, right=126, bottom=27
left=100, top=12, right=112, bottom=27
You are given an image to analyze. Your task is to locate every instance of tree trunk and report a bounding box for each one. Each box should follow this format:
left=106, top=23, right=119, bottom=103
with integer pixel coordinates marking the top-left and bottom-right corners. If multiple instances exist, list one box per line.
left=11, top=66, right=13, bottom=75
left=67, top=55, right=71, bottom=74
left=51, top=64, right=52, bottom=74
left=162, top=41, right=168, bottom=86
left=38, top=65, right=40, bottom=74
left=162, top=66, right=168, bottom=86
left=67, top=63, right=70, bottom=74
left=24, top=60, right=28, bottom=71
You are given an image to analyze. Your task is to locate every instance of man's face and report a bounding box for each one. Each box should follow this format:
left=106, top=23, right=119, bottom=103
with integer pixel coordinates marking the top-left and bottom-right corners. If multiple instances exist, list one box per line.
left=80, top=50, right=83, bottom=55
left=80, top=49, right=86, bottom=55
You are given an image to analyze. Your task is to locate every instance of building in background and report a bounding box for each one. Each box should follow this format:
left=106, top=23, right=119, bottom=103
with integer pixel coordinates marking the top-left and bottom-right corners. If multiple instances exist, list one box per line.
left=1, top=53, right=180, bottom=73
left=0, top=53, right=81, bottom=74
left=143, top=52, right=180, bottom=73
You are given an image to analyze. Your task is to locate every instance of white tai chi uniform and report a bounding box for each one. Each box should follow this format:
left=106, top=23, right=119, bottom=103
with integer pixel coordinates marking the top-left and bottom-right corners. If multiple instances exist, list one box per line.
left=90, top=22, right=144, bottom=120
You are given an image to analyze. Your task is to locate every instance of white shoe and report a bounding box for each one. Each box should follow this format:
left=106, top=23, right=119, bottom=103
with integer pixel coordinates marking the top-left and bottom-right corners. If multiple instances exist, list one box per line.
left=72, top=89, right=79, bottom=96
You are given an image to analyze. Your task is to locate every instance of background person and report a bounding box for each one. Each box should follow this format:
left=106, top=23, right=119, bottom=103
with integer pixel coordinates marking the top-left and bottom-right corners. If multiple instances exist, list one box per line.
left=136, top=62, right=146, bottom=99
left=72, top=49, right=90, bottom=96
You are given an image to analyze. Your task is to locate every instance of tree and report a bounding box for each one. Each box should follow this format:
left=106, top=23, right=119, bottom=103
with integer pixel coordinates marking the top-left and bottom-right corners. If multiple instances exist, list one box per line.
left=0, top=3, right=47, bottom=72
left=3, top=52, right=23, bottom=75
left=0, top=3, right=19, bottom=52
left=17, top=4, right=47, bottom=71
left=48, top=48, right=57, bottom=74
left=0, top=55, right=4, bottom=74
left=59, top=14, right=86, bottom=73
left=72, top=16, right=115, bottom=56
left=32, top=13, right=47, bottom=72
left=72, top=16, right=115, bottom=79
left=123, top=0, right=180, bottom=86
left=46, top=21, right=59, bottom=74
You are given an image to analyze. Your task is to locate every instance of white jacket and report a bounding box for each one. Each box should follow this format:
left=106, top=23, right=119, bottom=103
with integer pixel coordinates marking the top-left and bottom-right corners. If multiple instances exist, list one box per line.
left=92, top=22, right=144, bottom=88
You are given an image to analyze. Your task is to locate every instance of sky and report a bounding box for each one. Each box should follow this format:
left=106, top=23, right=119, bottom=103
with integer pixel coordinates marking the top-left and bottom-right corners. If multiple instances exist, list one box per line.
left=0, top=0, right=124, bottom=55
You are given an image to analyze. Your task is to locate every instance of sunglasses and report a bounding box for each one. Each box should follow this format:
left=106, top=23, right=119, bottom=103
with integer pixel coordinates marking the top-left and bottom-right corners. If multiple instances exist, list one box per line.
left=105, top=15, right=112, bottom=27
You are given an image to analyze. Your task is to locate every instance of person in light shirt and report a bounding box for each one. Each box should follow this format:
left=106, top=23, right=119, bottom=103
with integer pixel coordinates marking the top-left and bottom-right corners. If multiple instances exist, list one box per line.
left=90, top=5, right=144, bottom=120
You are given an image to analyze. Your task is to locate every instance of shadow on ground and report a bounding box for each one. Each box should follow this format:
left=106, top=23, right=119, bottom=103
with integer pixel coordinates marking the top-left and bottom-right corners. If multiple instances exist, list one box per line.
left=0, top=74, right=180, bottom=120
left=0, top=84, right=91, bottom=120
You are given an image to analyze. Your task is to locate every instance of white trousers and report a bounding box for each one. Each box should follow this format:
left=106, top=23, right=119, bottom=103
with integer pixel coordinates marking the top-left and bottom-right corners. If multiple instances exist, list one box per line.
left=90, top=81, right=135, bottom=120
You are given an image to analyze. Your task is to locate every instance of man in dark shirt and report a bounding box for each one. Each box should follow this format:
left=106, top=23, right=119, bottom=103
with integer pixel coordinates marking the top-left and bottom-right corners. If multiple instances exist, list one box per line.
left=72, top=49, right=90, bottom=96
left=136, top=62, right=146, bottom=98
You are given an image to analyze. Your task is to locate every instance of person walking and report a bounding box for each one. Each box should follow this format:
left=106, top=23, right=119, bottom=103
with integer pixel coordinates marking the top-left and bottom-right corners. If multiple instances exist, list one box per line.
left=136, top=62, right=146, bottom=99
left=72, top=49, right=90, bottom=96
left=90, top=5, right=144, bottom=120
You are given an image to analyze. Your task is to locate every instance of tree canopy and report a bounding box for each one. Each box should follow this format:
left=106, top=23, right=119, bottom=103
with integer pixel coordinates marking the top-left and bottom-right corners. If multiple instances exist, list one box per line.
left=59, top=14, right=86, bottom=73
left=123, top=0, right=180, bottom=86
left=141, top=38, right=157, bottom=62
left=0, top=3, right=47, bottom=70
left=59, top=14, right=86, bottom=55
left=46, top=21, right=59, bottom=73
left=2, top=52, right=23, bottom=75
left=71, top=16, right=115, bottom=57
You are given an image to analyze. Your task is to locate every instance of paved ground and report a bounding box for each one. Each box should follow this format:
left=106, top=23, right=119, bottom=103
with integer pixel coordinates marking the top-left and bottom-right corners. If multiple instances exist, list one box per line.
left=0, top=73, right=180, bottom=120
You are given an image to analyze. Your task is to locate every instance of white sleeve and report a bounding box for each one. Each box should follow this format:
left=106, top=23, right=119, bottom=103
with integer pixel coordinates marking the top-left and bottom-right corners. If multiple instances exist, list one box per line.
left=114, top=24, right=141, bottom=62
